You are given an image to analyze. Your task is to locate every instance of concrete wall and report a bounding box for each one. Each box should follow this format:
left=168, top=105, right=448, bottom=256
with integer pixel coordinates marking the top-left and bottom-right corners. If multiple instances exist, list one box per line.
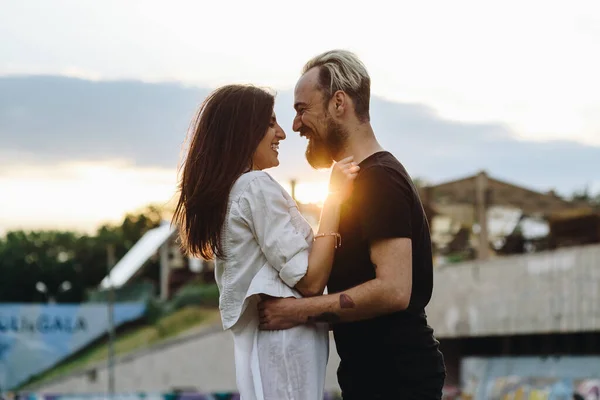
left=30, top=325, right=342, bottom=394
left=427, top=244, right=600, bottom=338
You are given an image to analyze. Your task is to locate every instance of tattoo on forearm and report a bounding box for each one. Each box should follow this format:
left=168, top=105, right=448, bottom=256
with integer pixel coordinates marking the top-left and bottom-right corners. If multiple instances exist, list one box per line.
left=339, top=293, right=356, bottom=308
left=307, top=312, right=341, bottom=324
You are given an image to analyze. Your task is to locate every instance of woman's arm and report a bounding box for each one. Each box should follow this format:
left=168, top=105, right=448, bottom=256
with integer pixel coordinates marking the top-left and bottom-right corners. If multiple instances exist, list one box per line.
left=239, top=158, right=358, bottom=297
left=293, top=197, right=342, bottom=296
left=293, top=157, right=359, bottom=296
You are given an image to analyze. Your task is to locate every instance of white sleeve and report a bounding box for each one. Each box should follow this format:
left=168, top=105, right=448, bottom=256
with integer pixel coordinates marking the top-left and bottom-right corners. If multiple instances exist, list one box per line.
left=238, top=174, right=310, bottom=288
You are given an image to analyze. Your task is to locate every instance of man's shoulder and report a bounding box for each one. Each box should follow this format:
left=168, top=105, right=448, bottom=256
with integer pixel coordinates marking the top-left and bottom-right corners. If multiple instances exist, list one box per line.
left=360, top=151, right=407, bottom=174
left=357, top=153, right=411, bottom=191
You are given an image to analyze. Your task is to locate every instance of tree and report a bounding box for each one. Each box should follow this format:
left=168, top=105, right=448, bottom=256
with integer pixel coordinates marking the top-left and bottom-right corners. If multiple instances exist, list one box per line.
left=0, top=231, right=83, bottom=302
left=0, top=204, right=166, bottom=303
left=571, top=185, right=600, bottom=206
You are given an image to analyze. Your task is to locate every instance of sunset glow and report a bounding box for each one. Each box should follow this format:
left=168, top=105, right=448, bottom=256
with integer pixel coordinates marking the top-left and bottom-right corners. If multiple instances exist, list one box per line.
left=0, top=161, right=329, bottom=232
left=0, top=162, right=177, bottom=232
left=281, top=181, right=330, bottom=206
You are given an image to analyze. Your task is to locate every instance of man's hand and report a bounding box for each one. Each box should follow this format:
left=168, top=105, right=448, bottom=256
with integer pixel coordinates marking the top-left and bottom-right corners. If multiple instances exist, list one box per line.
left=258, top=237, right=413, bottom=330
left=328, top=156, right=360, bottom=202
left=258, top=297, right=305, bottom=330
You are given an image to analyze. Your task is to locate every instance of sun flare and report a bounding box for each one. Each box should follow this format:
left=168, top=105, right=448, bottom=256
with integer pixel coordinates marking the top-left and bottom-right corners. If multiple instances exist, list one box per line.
left=280, top=181, right=329, bottom=205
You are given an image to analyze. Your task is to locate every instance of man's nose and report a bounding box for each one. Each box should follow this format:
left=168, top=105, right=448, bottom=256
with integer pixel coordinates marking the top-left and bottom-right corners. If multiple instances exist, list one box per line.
left=292, top=115, right=302, bottom=132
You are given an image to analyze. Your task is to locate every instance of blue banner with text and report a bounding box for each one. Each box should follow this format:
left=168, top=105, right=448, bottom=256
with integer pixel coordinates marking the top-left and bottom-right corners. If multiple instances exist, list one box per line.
left=0, top=303, right=146, bottom=390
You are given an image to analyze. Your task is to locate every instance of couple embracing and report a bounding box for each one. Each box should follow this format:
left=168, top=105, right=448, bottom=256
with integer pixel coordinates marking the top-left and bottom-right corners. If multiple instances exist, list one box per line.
left=174, top=50, right=446, bottom=400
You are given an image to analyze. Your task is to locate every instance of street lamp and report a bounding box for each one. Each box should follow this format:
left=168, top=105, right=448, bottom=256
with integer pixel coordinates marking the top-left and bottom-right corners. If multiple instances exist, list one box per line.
left=35, top=281, right=48, bottom=295
left=59, top=281, right=72, bottom=293
left=35, top=281, right=72, bottom=303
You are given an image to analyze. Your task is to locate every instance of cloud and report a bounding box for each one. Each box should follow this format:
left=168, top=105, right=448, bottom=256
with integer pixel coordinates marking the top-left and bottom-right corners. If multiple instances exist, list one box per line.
left=1, top=75, right=599, bottom=196
left=0, top=75, right=204, bottom=168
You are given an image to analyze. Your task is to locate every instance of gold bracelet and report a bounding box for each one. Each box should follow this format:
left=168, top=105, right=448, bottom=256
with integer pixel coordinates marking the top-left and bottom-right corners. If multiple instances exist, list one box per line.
left=314, top=232, right=342, bottom=249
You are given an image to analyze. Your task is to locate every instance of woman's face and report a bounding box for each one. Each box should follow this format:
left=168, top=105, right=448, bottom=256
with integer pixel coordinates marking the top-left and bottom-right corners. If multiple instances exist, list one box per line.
left=252, top=112, right=286, bottom=170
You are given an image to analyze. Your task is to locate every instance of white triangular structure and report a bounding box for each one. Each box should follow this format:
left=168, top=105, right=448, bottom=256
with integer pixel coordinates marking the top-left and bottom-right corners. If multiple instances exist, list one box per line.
left=99, top=222, right=176, bottom=290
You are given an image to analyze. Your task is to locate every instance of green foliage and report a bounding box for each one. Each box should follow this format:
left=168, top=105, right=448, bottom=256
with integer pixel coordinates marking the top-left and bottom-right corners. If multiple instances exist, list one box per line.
left=0, top=204, right=165, bottom=303
left=170, top=280, right=220, bottom=309
left=571, top=185, right=600, bottom=206
left=145, top=281, right=220, bottom=323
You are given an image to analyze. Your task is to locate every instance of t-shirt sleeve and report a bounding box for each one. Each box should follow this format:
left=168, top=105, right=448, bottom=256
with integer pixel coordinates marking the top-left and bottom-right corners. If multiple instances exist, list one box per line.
left=354, top=166, right=413, bottom=240
left=238, top=174, right=309, bottom=288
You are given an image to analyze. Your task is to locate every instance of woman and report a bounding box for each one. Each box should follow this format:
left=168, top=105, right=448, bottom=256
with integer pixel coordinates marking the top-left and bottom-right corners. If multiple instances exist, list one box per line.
left=173, top=84, right=358, bottom=400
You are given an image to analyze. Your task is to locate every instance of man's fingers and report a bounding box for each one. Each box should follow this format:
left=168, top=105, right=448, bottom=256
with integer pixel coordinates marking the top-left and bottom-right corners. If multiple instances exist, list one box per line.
left=340, top=161, right=358, bottom=169
left=338, top=156, right=354, bottom=164
left=341, top=164, right=360, bottom=173
left=259, top=320, right=271, bottom=330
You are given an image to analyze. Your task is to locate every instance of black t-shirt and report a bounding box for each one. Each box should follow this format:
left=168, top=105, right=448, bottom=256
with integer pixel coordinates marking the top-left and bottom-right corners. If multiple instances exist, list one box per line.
left=328, top=151, right=445, bottom=394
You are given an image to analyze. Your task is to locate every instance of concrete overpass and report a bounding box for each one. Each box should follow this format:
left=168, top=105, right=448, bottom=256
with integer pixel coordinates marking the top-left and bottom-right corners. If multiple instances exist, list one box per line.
left=429, top=243, right=600, bottom=338
left=428, top=243, right=600, bottom=390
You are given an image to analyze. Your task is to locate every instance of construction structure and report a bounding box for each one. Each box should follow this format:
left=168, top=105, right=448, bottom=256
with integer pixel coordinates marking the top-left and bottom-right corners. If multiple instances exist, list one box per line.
left=547, top=207, right=600, bottom=248
left=420, top=171, right=580, bottom=261
left=99, top=222, right=211, bottom=301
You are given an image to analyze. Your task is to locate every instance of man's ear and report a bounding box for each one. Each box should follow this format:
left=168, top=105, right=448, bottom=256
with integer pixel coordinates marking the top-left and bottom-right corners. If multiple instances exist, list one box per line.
left=331, top=90, right=347, bottom=116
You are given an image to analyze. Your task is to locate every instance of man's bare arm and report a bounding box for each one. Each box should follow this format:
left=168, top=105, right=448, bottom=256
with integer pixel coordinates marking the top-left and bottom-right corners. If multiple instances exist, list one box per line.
left=259, top=237, right=412, bottom=328
left=305, top=237, right=411, bottom=323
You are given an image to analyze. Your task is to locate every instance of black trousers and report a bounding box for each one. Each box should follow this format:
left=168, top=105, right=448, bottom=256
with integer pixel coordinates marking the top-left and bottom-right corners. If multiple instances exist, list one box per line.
left=340, top=372, right=446, bottom=400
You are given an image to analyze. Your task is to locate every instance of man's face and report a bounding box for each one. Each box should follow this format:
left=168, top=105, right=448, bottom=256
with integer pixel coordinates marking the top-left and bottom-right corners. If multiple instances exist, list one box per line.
left=293, top=68, right=348, bottom=169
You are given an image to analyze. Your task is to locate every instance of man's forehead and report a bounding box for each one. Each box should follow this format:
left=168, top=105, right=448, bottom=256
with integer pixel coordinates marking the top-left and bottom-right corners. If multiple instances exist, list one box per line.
left=294, top=68, right=321, bottom=104
left=296, top=68, right=320, bottom=91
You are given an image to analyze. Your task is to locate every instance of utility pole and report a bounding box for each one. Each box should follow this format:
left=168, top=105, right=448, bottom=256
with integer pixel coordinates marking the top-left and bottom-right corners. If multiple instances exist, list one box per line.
left=159, top=242, right=170, bottom=301
left=290, top=179, right=297, bottom=202
left=106, top=244, right=116, bottom=397
left=475, top=171, right=490, bottom=260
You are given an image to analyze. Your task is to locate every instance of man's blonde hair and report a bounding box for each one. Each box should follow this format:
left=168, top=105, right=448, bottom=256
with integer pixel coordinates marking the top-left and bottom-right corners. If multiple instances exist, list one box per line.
left=302, top=49, right=371, bottom=122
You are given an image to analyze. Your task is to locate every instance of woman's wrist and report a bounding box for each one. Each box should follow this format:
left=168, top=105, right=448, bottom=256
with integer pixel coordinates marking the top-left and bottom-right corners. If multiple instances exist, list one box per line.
left=325, top=189, right=344, bottom=205
left=314, top=232, right=342, bottom=248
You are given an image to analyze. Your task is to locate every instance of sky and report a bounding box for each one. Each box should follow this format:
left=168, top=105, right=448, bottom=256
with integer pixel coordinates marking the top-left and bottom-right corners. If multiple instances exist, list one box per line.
left=1, top=0, right=599, bottom=233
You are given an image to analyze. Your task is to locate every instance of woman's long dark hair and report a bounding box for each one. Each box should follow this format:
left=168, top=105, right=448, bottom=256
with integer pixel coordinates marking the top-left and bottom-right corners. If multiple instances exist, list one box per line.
left=173, top=84, right=275, bottom=259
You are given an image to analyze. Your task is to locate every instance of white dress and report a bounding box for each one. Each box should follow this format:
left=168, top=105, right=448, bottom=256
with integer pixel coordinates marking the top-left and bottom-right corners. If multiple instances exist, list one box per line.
left=214, top=171, right=329, bottom=400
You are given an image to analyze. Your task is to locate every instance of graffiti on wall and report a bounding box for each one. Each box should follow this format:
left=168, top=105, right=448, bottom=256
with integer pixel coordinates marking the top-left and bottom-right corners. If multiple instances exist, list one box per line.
left=486, top=376, right=572, bottom=399
left=456, top=356, right=600, bottom=400
left=486, top=377, right=600, bottom=400
left=574, top=379, right=600, bottom=400
left=3, top=393, right=340, bottom=400
left=444, top=377, right=600, bottom=400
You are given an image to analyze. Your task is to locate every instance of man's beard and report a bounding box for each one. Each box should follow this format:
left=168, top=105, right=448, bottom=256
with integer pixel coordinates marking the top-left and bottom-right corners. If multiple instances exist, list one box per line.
left=305, top=115, right=348, bottom=169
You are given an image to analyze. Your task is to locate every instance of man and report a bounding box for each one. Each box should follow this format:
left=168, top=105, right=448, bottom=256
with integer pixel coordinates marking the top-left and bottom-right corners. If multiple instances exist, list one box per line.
left=258, top=50, right=446, bottom=399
